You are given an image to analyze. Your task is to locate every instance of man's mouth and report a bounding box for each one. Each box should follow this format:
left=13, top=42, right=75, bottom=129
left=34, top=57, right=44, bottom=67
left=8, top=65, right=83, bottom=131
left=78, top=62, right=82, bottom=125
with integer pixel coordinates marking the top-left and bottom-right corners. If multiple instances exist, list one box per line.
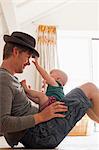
left=23, top=64, right=26, bottom=69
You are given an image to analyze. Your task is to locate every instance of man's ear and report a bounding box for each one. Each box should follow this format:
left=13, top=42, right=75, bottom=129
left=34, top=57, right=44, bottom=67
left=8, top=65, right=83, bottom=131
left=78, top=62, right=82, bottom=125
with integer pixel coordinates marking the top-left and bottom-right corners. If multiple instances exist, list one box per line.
left=13, top=47, right=19, bottom=57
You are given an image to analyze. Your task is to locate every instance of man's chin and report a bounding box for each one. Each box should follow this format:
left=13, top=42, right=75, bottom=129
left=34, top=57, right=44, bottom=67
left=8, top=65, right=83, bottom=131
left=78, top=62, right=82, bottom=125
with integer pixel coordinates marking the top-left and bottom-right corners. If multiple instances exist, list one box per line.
left=16, top=70, right=23, bottom=74
left=20, top=70, right=23, bottom=73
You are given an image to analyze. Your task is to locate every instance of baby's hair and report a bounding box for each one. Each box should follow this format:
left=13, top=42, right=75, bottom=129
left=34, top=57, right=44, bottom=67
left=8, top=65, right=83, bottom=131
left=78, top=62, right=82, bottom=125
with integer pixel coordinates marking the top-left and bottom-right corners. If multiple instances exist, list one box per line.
left=50, top=69, right=68, bottom=86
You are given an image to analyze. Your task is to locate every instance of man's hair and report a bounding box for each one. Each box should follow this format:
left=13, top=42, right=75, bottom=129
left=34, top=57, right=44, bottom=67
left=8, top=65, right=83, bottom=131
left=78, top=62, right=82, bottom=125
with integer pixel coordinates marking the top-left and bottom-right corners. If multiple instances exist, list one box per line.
left=3, top=43, right=33, bottom=60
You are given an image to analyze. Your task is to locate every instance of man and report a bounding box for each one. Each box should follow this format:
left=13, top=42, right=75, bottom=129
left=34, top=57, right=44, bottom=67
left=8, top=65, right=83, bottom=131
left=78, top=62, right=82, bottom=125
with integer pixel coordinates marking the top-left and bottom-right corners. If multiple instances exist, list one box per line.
left=0, top=31, right=99, bottom=149
left=0, top=31, right=67, bottom=148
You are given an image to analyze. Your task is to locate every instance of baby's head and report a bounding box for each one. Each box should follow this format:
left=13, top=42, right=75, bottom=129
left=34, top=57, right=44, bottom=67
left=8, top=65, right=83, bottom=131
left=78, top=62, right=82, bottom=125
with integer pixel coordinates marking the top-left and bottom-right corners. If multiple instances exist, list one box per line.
left=50, top=69, right=68, bottom=86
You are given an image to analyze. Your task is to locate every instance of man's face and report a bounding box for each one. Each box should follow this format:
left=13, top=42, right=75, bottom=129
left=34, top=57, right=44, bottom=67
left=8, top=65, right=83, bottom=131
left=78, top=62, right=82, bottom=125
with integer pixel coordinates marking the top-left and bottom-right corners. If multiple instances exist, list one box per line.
left=14, top=50, right=32, bottom=73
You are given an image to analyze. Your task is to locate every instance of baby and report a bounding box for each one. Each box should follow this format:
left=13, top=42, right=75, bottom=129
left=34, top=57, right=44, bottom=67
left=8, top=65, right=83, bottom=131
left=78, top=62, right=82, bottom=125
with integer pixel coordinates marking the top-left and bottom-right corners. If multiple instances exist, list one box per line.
left=21, top=57, right=68, bottom=111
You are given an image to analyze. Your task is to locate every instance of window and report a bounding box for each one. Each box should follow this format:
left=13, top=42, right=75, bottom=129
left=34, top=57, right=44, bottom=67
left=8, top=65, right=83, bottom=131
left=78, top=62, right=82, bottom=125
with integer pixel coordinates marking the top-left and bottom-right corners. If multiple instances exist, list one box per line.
left=57, top=30, right=92, bottom=93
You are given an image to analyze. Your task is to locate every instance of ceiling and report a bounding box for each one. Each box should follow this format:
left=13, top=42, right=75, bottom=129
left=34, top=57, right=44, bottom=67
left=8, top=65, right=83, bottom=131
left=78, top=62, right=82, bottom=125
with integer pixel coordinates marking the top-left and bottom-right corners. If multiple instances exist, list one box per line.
left=14, top=0, right=68, bottom=24
left=0, top=0, right=99, bottom=36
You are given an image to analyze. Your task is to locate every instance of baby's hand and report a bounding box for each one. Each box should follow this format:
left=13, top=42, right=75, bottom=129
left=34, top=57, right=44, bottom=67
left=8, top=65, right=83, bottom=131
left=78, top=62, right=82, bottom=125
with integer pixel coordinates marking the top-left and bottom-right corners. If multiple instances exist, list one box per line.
left=20, top=80, right=30, bottom=92
left=32, top=57, right=39, bottom=66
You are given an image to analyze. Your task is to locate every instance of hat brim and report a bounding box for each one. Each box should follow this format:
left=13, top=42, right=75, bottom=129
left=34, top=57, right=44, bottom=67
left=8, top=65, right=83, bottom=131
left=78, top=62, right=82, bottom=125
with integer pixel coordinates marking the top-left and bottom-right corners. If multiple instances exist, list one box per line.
left=4, top=35, right=39, bottom=57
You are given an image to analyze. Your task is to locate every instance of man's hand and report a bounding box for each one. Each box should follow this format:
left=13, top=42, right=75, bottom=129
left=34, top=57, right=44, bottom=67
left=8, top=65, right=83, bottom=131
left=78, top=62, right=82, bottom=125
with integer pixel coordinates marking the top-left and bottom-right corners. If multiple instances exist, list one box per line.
left=33, top=101, right=68, bottom=125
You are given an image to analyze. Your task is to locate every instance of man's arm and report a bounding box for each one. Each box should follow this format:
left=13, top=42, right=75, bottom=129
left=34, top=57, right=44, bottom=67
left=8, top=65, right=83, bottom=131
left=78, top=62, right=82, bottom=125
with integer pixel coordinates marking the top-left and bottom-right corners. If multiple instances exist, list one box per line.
left=0, top=82, right=37, bottom=133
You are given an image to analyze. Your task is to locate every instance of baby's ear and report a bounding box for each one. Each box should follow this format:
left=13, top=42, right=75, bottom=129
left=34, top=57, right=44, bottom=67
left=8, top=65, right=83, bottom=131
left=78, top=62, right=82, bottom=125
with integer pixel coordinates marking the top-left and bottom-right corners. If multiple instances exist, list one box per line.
left=57, top=78, right=62, bottom=85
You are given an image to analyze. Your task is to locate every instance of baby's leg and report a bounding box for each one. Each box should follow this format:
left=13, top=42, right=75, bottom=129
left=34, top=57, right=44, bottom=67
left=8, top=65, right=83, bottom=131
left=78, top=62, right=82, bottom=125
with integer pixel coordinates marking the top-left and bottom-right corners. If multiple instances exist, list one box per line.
left=79, top=82, right=99, bottom=123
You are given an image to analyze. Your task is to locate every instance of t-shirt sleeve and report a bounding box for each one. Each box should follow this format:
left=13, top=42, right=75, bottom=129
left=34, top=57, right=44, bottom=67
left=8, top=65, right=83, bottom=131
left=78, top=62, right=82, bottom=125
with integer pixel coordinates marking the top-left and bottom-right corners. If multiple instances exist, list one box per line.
left=0, top=76, right=36, bottom=134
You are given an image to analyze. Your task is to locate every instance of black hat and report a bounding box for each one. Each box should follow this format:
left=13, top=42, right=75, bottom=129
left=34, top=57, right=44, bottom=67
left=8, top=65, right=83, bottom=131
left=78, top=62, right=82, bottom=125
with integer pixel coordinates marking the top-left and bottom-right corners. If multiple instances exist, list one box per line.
left=3, top=31, right=39, bottom=57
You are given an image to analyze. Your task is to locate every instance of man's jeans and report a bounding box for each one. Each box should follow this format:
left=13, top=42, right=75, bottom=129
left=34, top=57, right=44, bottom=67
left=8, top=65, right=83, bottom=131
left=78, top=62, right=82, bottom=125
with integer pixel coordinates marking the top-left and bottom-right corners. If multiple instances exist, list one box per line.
left=20, top=88, right=92, bottom=149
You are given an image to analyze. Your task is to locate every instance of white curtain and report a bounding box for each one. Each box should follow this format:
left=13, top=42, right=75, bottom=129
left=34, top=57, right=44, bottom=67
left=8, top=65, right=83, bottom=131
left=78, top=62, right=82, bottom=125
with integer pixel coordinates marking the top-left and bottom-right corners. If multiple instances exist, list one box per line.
left=34, top=25, right=58, bottom=91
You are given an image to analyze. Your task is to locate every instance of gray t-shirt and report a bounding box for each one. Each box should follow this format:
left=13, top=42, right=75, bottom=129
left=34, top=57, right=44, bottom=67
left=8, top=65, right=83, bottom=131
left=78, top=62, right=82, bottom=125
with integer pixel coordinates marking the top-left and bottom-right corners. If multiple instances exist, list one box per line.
left=0, top=68, right=38, bottom=146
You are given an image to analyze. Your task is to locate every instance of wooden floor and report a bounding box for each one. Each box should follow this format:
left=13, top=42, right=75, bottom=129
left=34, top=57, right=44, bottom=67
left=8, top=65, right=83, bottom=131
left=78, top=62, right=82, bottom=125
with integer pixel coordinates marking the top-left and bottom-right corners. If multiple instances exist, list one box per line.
left=0, top=132, right=99, bottom=150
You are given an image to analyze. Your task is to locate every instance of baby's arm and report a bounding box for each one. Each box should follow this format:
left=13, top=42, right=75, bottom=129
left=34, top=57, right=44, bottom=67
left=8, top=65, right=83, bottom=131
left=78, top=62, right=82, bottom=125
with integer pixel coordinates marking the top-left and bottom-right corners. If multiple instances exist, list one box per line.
left=32, top=57, right=57, bottom=86
left=21, top=80, right=48, bottom=106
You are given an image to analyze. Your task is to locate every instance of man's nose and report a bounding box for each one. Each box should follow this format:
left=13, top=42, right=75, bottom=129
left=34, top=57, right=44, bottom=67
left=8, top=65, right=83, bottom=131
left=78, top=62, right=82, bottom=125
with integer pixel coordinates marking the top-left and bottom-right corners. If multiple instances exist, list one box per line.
left=26, top=60, right=30, bottom=65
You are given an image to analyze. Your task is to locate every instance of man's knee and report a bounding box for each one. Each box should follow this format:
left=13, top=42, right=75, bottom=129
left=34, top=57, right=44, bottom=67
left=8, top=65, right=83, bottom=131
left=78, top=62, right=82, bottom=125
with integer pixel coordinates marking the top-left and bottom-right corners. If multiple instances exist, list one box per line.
left=80, top=82, right=96, bottom=90
left=79, top=82, right=97, bottom=98
left=83, top=82, right=95, bottom=87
